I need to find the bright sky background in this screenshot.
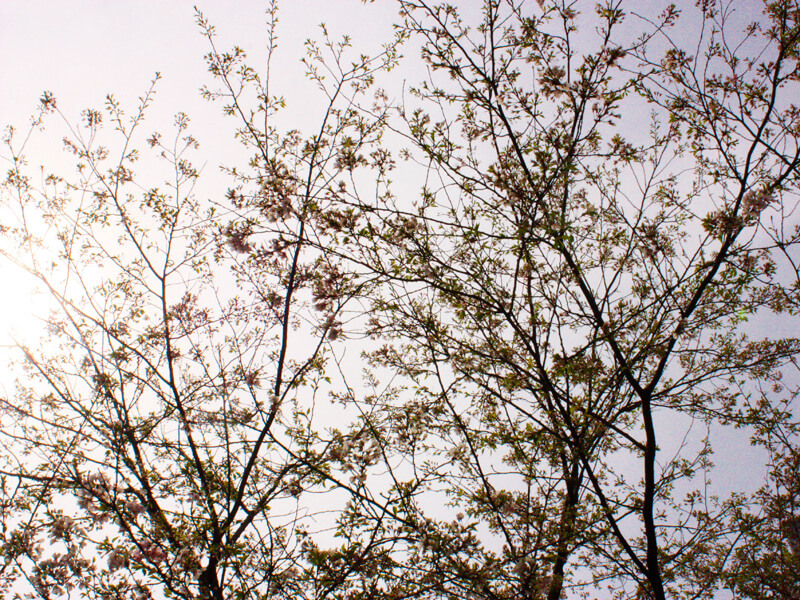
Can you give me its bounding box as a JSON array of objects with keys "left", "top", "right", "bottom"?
[
  {"left": 0, "top": 1, "right": 397, "bottom": 122},
  {"left": 0, "top": 0, "right": 768, "bottom": 345},
  {"left": 0, "top": 1, "right": 774, "bottom": 478},
  {"left": 0, "top": 1, "right": 399, "bottom": 346},
  {"left": 0, "top": 4, "right": 786, "bottom": 599}
]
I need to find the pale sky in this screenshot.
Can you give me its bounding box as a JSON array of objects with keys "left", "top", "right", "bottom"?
[
  {"left": 0, "top": 4, "right": 786, "bottom": 599},
  {"left": 0, "top": 1, "right": 398, "bottom": 126},
  {"left": 0, "top": 1, "right": 400, "bottom": 344}
]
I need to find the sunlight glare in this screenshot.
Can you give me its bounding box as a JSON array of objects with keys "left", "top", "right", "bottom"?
[{"left": 0, "top": 259, "right": 46, "bottom": 350}]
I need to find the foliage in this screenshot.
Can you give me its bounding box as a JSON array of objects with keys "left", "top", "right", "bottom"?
[{"left": 2, "top": 1, "right": 800, "bottom": 600}]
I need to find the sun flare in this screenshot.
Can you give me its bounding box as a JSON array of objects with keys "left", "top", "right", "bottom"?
[{"left": 0, "top": 259, "right": 46, "bottom": 348}]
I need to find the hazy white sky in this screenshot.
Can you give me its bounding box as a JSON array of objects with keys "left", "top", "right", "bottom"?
[
  {"left": 0, "top": 5, "right": 785, "bottom": 599},
  {"left": 0, "top": 0, "right": 773, "bottom": 350},
  {"left": 0, "top": 1, "right": 399, "bottom": 129},
  {"left": 0, "top": 1, "right": 400, "bottom": 345}
]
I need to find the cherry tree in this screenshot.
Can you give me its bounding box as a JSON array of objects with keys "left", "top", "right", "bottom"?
[{"left": 2, "top": 1, "right": 800, "bottom": 599}]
